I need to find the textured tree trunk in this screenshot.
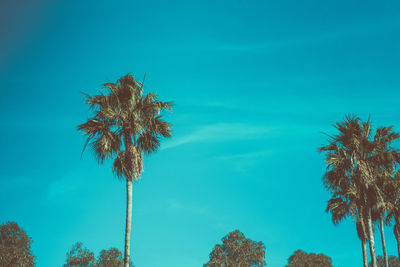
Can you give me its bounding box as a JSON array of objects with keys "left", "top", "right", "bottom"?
[
  {"left": 379, "top": 215, "right": 388, "bottom": 267},
  {"left": 124, "top": 179, "right": 133, "bottom": 267},
  {"left": 361, "top": 238, "right": 368, "bottom": 267},
  {"left": 367, "top": 209, "right": 377, "bottom": 267},
  {"left": 359, "top": 211, "right": 368, "bottom": 267},
  {"left": 394, "top": 221, "right": 400, "bottom": 259}
]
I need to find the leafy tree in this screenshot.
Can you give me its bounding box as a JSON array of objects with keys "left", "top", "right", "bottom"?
[
  {"left": 0, "top": 221, "right": 35, "bottom": 266},
  {"left": 204, "top": 230, "right": 266, "bottom": 266},
  {"left": 64, "top": 242, "right": 96, "bottom": 267},
  {"left": 97, "top": 248, "right": 133, "bottom": 267},
  {"left": 369, "top": 256, "right": 400, "bottom": 267},
  {"left": 64, "top": 244, "right": 134, "bottom": 267},
  {"left": 78, "top": 74, "right": 172, "bottom": 267},
  {"left": 285, "top": 250, "right": 333, "bottom": 267}
]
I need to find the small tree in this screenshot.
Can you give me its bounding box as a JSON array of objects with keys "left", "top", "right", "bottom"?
[
  {"left": 97, "top": 248, "right": 133, "bottom": 267},
  {"left": 205, "top": 230, "right": 266, "bottom": 266},
  {"left": 0, "top": 221, "right": 35, "bottom": 266},
  {"left": 64, "top": 242, "right": 96, "bottom": 267},
  {"left": 97, "top": 248, "right": 123, "bottom": 267},
  {"left": 286, "top": 249, "right": 333, "bottom": 267}
]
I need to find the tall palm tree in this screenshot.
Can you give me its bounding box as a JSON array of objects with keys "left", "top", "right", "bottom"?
[
  {"left": 385, "top": 173, "right": 400, "bottom": 259},
  {"left": 370, "top": 126, "right": 400, "bottom": 267},
  {"left": 78, "top": 74, "right": 172, "bottom": 267},
  {"left": 319, "top": 115, "right": 381, "bottom": 267},
  {"left": 325, "top": 180, "right": 369, "bottom": 267},
  {"left": 357, "top": 216, "right": 369, "bottom": 267}
]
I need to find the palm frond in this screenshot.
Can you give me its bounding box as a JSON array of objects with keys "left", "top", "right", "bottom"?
[{"left": 78, "top": 73, "right": 172, "bottom": 182}]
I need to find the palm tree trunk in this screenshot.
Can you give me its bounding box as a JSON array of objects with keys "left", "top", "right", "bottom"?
[
  {"left": 359, "top": 211, "right": 368, "bottom": 267},
  {"left": 367, "top": 209, "right": 377, "bottom": 267},
  {"left": 361, "top": 238, "right": 368, "bottom": 267},
  {"left": 124, "top": 179, "right": 133, "bottom": 267},
  {"left": 379, "top": 215, "right": 389, "bottom": 267},
  {"left": 395, "top": 221, "right": 400, "bottom": 259}
]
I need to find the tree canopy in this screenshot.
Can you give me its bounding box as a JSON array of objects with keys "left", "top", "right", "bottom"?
[
  {"left": 64, "top": 242, "right": 133, "bottom": 267},
  {"left": 204, "top": 229, "right": 266, "bottom": 267},
  {"left": 0, "top": 221, "right": 35, "bottom": 267},
  {"left": 286, "top": 249, "right": 333, "bottom": 267},
  {"left": 64, "top": 242, "right": 96, "bottom": 267},
  {"left": 97, "top": 248, "right": 134, "bottom": 267}
]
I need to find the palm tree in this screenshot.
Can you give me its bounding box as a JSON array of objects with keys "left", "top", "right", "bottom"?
[
  {"left": 77, "top": 74, "right": 172, "bottom": 267},
  {"left": 319, "top": 115, "right": 381, "bottom": 267},
  {"left": 362, "top": 125, "right": 400, "bottom": 267},
  {"left": 325, "top": 181, "right": 369, "bottom": 267},
  {"left": 385, "top": 173, "right": 400, "bottom": 259}
]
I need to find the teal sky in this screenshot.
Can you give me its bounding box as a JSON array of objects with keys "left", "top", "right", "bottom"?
[{"left": 1, "top": 0, "right": 400, "bottom": 266}]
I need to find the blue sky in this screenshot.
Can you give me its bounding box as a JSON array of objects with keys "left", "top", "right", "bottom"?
[{"left": 1, "top": 0, "right": 400, "bottom": 266}]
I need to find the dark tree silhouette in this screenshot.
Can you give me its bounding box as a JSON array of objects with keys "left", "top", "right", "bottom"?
[
  {"left": 204, "top": 230, "right": 266, "bottom": 266},
  {"left": 64, "top": 242, "right": 96, "bottom": 267},
  {"left": 0, "top": 221, "right": 35, "bottom": 266},
  {"left": 285, "top": 250, "right": 333, "bottom": 267}
]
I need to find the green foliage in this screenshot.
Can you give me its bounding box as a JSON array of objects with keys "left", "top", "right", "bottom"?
[
  {"left": 97, "top": 248, "right": 124, "bottom": 267},
  {"left": 0, "top": 221, "right": 35, "bottom": 267},
  {"left": 64, "top": 243, "right": 134, "bottom": 267},
  {"left": 77, "top": 74, "right": 173, "bottom": 182},
  {"left": 64, "top": 242, "right": 96, "bottom": 267},
  {"left": 286, "top": 249, "right": 333, "bottom": 267},
  {"left": 205, "top": 230, "right": 266, "bottom": 267},
  {"left": 97, "top": 248, "right": 133, "bottom": 267},
  {"left": 369, "top": 256, "right": 400, "bottom": 267},
  {"left": 319, "top": 115, "right": 400, "bottom": 266}
]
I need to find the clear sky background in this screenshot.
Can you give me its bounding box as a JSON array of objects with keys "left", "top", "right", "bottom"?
[{"left": 1, "top": 0, "right": 400, "bottom": 266}]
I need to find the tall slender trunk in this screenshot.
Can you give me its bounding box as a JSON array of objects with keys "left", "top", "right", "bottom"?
[
  {"left": 357, "top": 213, "right": 368, "bottom": 267},
  {"left": 361, "top": 238, "right": 368, "bottom": 267},
  {"left": 379, "top": 215, "right": 388, "bottom": 267},
  {"left": 123, "top": 132, "right": 134, "bottom": 267},
  {"left": 367, "top": 209, "right": 377, "bottom": 267},
  {"left": 358, "top": 211, "right": 368, "bottom": 267},
  {"left": 394, "top": 221, "right": 400, "bottom": 259},
  {"left": 124, "top": 179, "right": 133, "bottom": 267}
]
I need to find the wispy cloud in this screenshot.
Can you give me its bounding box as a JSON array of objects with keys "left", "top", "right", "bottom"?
[
  {"left": 213, "top": 149, "right": 273, "bottom": 161},
  {"left": 46, "top": 169, "right": 97, "bottom": 204},
  {"left": 162, "top": 123, "right": 273, "bottom": 150},
  {"left": 213, "top": 149, "right": 274, "bottom": 173},
  {"left": 204, "top": 19, "right": 400, "bottom": 53},
  {"left": 166, "top": 198, "right": 208, "bottom": 216},
  {"left": 47, "top": 172, "right": 84, "bottom": 202}
]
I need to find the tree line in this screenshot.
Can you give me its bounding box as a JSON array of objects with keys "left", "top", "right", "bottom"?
[{"left": 0, "top": 220, "right": 339, "bottom": 266}]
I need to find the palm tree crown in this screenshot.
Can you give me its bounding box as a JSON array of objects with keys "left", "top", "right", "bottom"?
[{"left": 78, "top": 74, "right": 172, "bottom": 181}]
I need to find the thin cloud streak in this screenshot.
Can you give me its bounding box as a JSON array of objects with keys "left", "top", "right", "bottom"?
[
  {"left": 204, "top": 19, "right": 400, "bottom": 53},
  {"left": 166, "top": 198, "right": 209, "bottom": 216},
  {"left": 213, "top": 149, "right": 273, "bottom": 161},
  {"left": 162, "top": 123, "right": 273, "bottom": 150}
]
